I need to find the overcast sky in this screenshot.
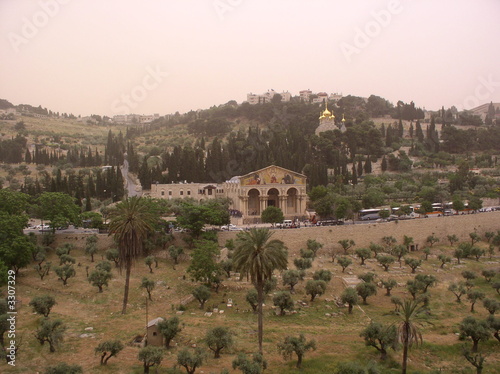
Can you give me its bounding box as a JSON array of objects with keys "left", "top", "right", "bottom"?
[{"left": 1, "top": 0, "right": 499, "bottom": 117}]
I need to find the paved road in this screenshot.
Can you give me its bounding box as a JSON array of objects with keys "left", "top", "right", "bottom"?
[{"left": 121, "top": 159, "right": 142, "bottom": 198}]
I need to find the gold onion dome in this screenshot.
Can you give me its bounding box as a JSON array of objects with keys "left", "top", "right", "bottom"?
[{"left": 319, "top": 102, "right": 334, "bottom": 119}]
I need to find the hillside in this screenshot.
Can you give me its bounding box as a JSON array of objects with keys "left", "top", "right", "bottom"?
[{"left": 3, "top": 212, "right": 500, "bottom": 373}]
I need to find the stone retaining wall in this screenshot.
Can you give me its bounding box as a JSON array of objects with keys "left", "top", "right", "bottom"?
[{"left": 218, "top": 212, "right": 500, "bottom": 253}]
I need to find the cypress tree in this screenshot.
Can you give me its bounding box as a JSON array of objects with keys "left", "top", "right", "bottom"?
[
  {"left": 364, "top": 156, "right": 372, "bottom": 174},
  {"left": 381, "top": 156, "right": 387, "bottom": 172}
]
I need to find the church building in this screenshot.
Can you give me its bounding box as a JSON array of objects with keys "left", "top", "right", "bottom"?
[
  {"left": 315, "top": 102, "right": 346, "bottom": 135},
  {"left": 149, "top": 165, "right": 308, "bottom": 224}
]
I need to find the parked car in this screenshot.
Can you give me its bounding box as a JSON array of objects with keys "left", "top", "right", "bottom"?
[
  {"left": 38, "top": 224, "right": 51, "bottom": 232},
  {"left": 221, "top": 224, "right": 242, "bottom": 231}
]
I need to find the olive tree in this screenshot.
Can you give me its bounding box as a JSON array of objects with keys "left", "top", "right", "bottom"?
[
  {"left": 29, "top": 295, "right": 56, "bottom": 317},
  {"left": 360, "top": 321, "right": 397, "bottom": 361},
  {"left": 277, "top": 333, "right": 316, "bottom": 369},
  {"left": 95, "top": 340, "right": 124, "bottom": 365},
  {"left": 205, "top": 326, "right": 234, "bottom": 358}
]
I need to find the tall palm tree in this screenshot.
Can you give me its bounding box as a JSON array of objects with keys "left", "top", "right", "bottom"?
[
  {"left": 396, "top": 299, "right": 424, "bottom": 374},
  {"left": 233, "top": 228, "right": 288, "bottom": 354},
  {"left": 108, "top": 197, "right": 158, "bottom": 314}
]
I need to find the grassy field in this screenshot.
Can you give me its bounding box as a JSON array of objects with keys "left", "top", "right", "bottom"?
[{"left": 2, "top": 229, "right": 500, "bottom": 374}]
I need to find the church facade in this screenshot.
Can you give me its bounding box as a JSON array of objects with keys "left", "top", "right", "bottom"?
[{"left": 149, "top": 165, "right": 308, "bottom": 224}]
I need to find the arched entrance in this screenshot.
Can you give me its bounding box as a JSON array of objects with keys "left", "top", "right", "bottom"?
[
  {"left": 267, "top": 188, "right": 279, "bottom": 209},
  {"left": 248, "top": 189, "right": 260, "bottom": 216},
  {"left": 286, "top": 187, "right": 298, "bottom": 214}
]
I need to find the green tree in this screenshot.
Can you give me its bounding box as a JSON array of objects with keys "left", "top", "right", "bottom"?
[
  {"left": 88, "top": 268, "right": 112, "bottom": 293},
  {"left": 381, "top": 279, "right": 397, "bottom": 296},
  {"left": 459, "top": 316, "right": 490, "bottom": 352},
  {"left": 277, "top": 333, "right": 316, "bottom": 369},
  {"left": 108, "top": 197, "right": 160, "bottom": 314},
  {"left": 177, "top": 347, "right": 206, "bottom": 374},
  {"left": 463, "top": 347, "right": 486, "bottom": 374},
  {"left": 391, "top": 244, "right": 408, "bottom": 266},
  {"left": 141, "top": 277, "right": 155, "bottom": 301},
  {"left": 55, "top": 264, "right": 76, "bottom": 285},
  {"left": 483, "top": 298, "right": 500, "bottom": 315},
  {"left": 36, "top": 192, "right": 80, "bottom": 233},
  {"left": 341, "top": 288, "right": 358, "bottom": 314},
  {"left": 282, "top": 269, "right": 301, "bottom": 293},
  {"left": 246, "top": 288, "right": 258, "bottom": 312},
  {"left": 187, "top": 240, "right": 221, "bottom": 285},
  {"left": 447, "top": 234, "right": 459, "bottom": 246},
  {"left": 396, "top": 300, "right": 424, "bottom": 374},
  {"left": 306, "top": 239, "right": 323, "bottom": 257},
  {"left": 260, "top": 206, "right": 284, "bottom": 226},
  {"left": 45, "top": 363, "right": 83, "bottom": 374},
  {"left": 232, "top": 352, "right": 267, "bottom": 374},
  {"left": 138, "top": 345, "right": 164, "bottom": 374},
  {"left": 360, "top": 321, "right": 397, "bottom": 360},
  {"left": 467, "top": 290, "right": 485, "bottom": 312},
  {"left": 95, "top": 340, "right": 124, "bottom": 365},
  {"left": 337, "top": 256, "right": 352, "bottom": 273},
  {"left": 35, "top": 318, "right": 66, "bottom": 353},
  {"left": 144, "top": 256, "right": 155, "bottom": 273},
  {"left": 404, "top": 257, "right": 422, "bottom": 273},
  {"left": 29, "top": 295, "right": 56, "bottom": 317},
  {"left": 105, "top": 248, "right": 120, "bottom": 267},
  {"left": 85, "top": 234, "right": 98, "bottom": 262},
  {"left": 205, "top": 326, "right": 234, "bottom": 358},
  {"left": 481, "top": 269, "right": 496, "bottom": 283},
  {"left": 313, "top": 269, "right": 332, "bottom": 283},
  {"left": 294, "top": 257, "right": 312, "bottom": 271},
  {"left": 157, "top": 316, "right": 182, "bottom": 348},
  {"left": 355, "top": 247, "right": 371, "bottom": 265},
  {"left": 168, "top": 245, "right": 184, "bottom": 269},
  {"left": 338, "top": 239, "right": 355, "bottom": 254},
  {"left": 438, "top": 254, "right": 451, "bottom": 268},
  {"left": 305, "top": 280, "right": 327, "bottom": 302},
  {"left": 232, "top": 228, "right": 288, "bottom": 354},
  {"left": 356, "top": 282, "right": 377, "bottom": 304},
  {"left": 469, "top": 232, "right": 481, "bottom": 245},
  {"left": 192, "top": 285, "right": 211, "bottom": 309},
  {"left": 377, "top": 255, "right": 395, "bottom": 271},
  {"left": 273, "top": 291, "right": 295, "bottom": 315},
  {"left": 449, "top": 282, "right": 467, "bottom": 303},
  {"left": 426, "top": 234, "right": 440, "bottom": 247}
]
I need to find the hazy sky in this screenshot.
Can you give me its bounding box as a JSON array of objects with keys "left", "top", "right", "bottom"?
[{"left": 1, "top": 0, "right": 499, "bottom": 117}]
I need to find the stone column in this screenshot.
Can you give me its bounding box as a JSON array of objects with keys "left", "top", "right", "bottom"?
[{"left": 259, "top": 196, "right": 266, "bottom": 215}]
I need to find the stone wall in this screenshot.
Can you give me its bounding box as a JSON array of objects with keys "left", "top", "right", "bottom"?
[{"left": 218, "top": 212, "right": 500, "bottom": 253}]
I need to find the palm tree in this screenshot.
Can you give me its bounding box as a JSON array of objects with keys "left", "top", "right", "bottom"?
[
  {"left": 233, "top": 228, "right": 288, "bottom": 354},
  {"left": 108, "top": 197, "right": 158, "bottom": 314},
  {"left": 396, "top": 299, "right": 424, "bottom": 374}
]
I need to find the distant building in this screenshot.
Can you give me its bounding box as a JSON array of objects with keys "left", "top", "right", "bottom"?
[
  {"left": 150, "top": 165, "right": 308, "bottom": 224},
  {"left": 299, "top": 89, "right": 313, "bottom": 102},
  {"left": 246, "top": 90, "right": 291, "bottom": 105},
  {"left": 146, "top": 318, "right": 164, "bottom": 347},
  {"left": 112, "top": 113, "right": 159, "bottom": 124}
]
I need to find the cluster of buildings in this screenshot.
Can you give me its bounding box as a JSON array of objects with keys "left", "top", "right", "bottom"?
[
  {"left": 246, "top": 89, "right": 343, "bottom": 105},
  {"left": 112, "top": 113, "right": 160, "bottom": 124}
]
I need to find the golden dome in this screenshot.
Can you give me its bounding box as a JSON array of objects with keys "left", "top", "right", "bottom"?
[{"left": 319, "top": 102, "right": 334, "bottom": 119}]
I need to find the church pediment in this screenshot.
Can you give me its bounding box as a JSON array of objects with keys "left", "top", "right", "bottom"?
[{"left": 240, "top": 165, "right": 306, "bottom": 186}]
